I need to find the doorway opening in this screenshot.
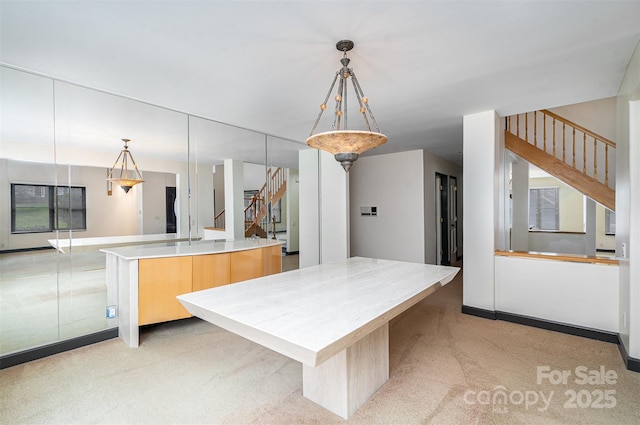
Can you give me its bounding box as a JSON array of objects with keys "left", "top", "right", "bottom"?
[
  {"left": 166, "top": 186, "right": 177, "bottom": 233},
  {"left": 435, "top": 173, "right": 458, "bottom": 265}
]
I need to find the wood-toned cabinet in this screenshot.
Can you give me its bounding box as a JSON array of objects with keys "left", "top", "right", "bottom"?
[
  {"left": 193, "top": 253, "right": 231, "bottom": 291},
  {"left": 137, "top": 245, "right": 282, "bottom": 326},
  {"left": 263, "top": 244, "right": 283, "bottom": 276},
  {"left": 230, "top": 248, "right": 264, "bottom": 283},
  {"left": 138, "top": 256, "right": 193, "bottom": 326}
]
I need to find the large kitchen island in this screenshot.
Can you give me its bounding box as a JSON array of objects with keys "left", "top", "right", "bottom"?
[
  {"left": 178, "top": 257, "right": 459, "bottom": 418},
  {"left": 102, "top": 238, "right": 283, "bottom": 347}
]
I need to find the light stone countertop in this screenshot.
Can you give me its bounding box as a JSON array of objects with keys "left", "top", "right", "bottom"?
[
  {"left": 178, "top": 256, "right": 460, "bottom": 367},
  {"left": 101, "top": 238, "right": 283, "bottom": 260}
]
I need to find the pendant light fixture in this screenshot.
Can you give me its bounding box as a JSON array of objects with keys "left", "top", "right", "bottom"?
[
  {"left": 106, "top": 139, "right": 144, "bottom": 193},
  {"left": 306, "top": 40, "right": 387, "bottom": 172}
]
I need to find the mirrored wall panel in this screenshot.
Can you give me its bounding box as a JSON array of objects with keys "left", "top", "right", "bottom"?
[{"left": 0, "top": 65, "right": 307, "bottom": 356}]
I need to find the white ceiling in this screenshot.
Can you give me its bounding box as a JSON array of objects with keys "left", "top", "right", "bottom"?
[{"left": 1, "top": 1, "right": 640, "bottom": 168}]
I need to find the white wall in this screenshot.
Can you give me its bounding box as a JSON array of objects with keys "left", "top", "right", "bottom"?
[
  {"left": 462, "top": 110, "right": 502, "bottom": 311},
  {"left": 616, "top": 41, "right": 640, "bottom": 359},
  {"left": 528, "top": 232, "right": 587, "bottom": 255},
  {"left": 244, "top": 162, "right": 267, "bottom": 191},
  {"left": 496, "top": 256, "right": 619, "bottom": 332},
  {"left": 349, "top": 150, "right": 425, "bottom": 263},
  {"left": 142, "top": 171, "right": 176, "bottom": 235},
  {"left": 550, "top": 97, "right": 617, "bottom": 142}
]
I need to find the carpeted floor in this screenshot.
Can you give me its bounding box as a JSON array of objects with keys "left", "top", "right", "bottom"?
[{"left": 1, "top": 267, "right": 639, "bottom": 425}]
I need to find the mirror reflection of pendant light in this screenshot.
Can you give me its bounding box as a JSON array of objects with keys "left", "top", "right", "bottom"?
[
  {"left": 306, "top": 40, "right": 388, "bottom": 172},
  {"left": 106, "top": 139, "right": 144, "bottom": 193}
]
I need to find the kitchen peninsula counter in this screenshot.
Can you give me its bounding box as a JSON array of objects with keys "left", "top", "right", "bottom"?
[{"left": 102, "top": 238, "right": 283, "bottom": 347}]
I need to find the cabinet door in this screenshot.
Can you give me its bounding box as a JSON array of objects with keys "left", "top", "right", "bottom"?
[
  {"left": 230, "top": 248, "right": 263, "bottom": 283},
  {"left": 193, "top": 253, "right": 231, "bottom": 292},
  {"left": 138, "top": 256, "right": 192, "bottom": 326},
  {"left": 263, "top": 244, "right": 282, "bottom": 276}
]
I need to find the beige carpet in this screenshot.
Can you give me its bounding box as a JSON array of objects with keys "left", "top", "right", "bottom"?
[{"left": 1, "top": 268, "right": 639, "bottom": 424}]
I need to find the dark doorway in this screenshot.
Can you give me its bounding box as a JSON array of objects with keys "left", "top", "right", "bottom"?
[
  {"left": 166, "top": 187, "right": 177, "bottom": 233},
  {"left": 435, "top": 173, "right": 458, "bottom": 266},
  {"left": 436, "top": 173, "right": 449, "bottom": 265}
]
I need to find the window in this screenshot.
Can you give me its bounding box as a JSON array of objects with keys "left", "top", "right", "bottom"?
[
  {"left": 605, "top": 209, "right": 616, "bottom": 235},
  {"left": 529, "top": 187, "right": 559, "bottom": 230},
  {"left": 11, "top": 184, "right": 86, "bottom": 233}
]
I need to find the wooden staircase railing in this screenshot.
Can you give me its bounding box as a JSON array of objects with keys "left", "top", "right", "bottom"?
[
  {"left": 213, "top": 167, "right": 287, "bottom": 238},
  {"left": 505, "top": 110, "right": 615, "bottom": 211},
  {"left": 269, "top": 167, "right": 287, "bottom": 206},
  {"left": 245, "top": 189, "right": 267, "bottom": 237},
  {"left": 213, "top": 210, "right": 224, "bottom": 229}
]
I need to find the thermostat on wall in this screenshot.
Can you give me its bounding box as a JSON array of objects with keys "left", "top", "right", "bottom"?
[{"left": 361, "top": 206, "right": 378, "bottom": 216}]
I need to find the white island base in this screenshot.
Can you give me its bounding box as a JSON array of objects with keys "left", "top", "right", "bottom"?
[
  {"left": 178, "top": 257, "right": 459, "bottom": 419},
  {"left": 302, "top": 323, "right": 389, "bottom": 418}
]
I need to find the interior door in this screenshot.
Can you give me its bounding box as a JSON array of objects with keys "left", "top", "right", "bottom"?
[
  {"left": 435, "top": 173, "right": 449, "bottom": 265},
  {"left": 166, "top": 186, "right": 177, "bottom": 233},
  {"left": 449, "top": 176, "right": 458, "bottom": 263}
]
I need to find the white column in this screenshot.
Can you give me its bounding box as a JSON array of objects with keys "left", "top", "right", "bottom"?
[
  {"left": 511, "top": 158, "right": 530, "bottom": 251},
  {"left": 463, "top": 110, "right": 501, "bottom": 311},
  {"left": 299, "top": 149, "right": 348, "bottom": 268},
  {"left": 584, "top": 198, "right": 596, "bottom": 256},
  {"left": 285, "top": 168, "right": 300, "bottom": 254},
  {"left": 320, "top": 151, "right": 349, "bottom": 263},
  {"left": 299, "top": 150, "right": 320, "bottom": 268},
  {"left": 224, "top": 159, "right": 245, "bottom": 241}
]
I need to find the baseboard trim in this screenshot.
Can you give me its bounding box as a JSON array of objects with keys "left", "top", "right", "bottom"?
[
  {"left": 617, "top": 338, "right": 640, "bottom": 373},
  {"left": 0, "top": 328, "right": 118, "bottom": 370},
  {"left": 461, "top": 305, "right": 496, "bottom": 320},
  {"left": 461, "top": 306, "right": 640, "bottom": 372},
  {"left": 1, "top": 246, "right": 55, "bottom": 255},
  {"left": 496, "top": 311, "right": 619, "bottom": 344}
]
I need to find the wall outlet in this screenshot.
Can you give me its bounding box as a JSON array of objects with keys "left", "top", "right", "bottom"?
[{"left": 106, "top": 305, "right": 117, "bottom": 319}]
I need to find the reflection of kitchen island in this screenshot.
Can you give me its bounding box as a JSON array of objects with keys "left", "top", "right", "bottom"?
[
  {"left": 102, "top": 238, "right": 283, "bottom": 347},
  {"left": 48, "top": 233, "right": 195, "bottom": 253}
]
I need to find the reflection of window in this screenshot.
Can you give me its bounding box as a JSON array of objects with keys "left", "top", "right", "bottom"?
[
  {"left": 605, "top": 209, "right": 616, "bottom": 235},
  {"left": 529, "top": 187, "right": 559, "bottom": 230},
  {"left": 11, "top": 184, "right": 86, "bottom": 233}
]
